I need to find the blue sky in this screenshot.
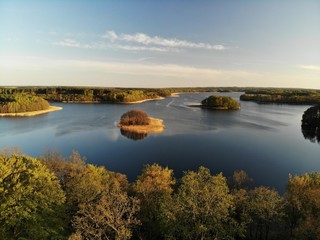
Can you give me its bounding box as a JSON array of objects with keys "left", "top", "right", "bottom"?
[{"left": 0, "top": 0, "right": 319, "bottom": 88}]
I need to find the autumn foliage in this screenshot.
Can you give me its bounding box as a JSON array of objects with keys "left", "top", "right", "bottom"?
[
  {"left": 1, "top": 150, "right": 320, "bottom": 240},
  {"left": 120, "top": 110, "right": 150, "bottom": 126}
]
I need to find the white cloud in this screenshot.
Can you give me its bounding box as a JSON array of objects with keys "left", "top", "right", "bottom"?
[
  {"left": 299, "top": 65, "right": 320, "bottom": 71},
  {"left": 103, "top": 31, "right": 226, "bottom": 51},
  {"left": 115, "top": 44, "right": 168, "bottom": 52},
  {"left": 53, "top": 39, "right": 105, "bottom": 49}
]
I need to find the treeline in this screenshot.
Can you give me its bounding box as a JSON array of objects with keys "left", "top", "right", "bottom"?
[
  {"left": 0, "top": 87, "right": 173, "bottom": 103},
  {"left": 240, "top": 89, "right": 320, "bottom": 104},
  {"left": 1, "top": 86, "right": 320, "bottom": 104},
  {"left": 0, "top": 94, "right": 50, "bottom": 113},
  {"left": 1, "top": 150, "right": 319, "bottom": 240},
  {"left": 1, "top": 87, "right": 246, "bottom": 104}
]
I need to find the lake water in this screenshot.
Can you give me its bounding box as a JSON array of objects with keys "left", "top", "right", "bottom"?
[{"left": 1, "top": 92, "right": 319, "bottom": 193}]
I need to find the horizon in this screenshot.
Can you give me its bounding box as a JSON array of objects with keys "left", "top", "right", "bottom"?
[{"left": 1, "top": 0, "right": 319, "bottom": 89}]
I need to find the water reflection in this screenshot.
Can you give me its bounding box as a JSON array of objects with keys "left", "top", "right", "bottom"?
[
  {"left": 120, "top": 129, "right": 148, "bottom": 141},
  {"left": 301, "top": 105, "right": 320, "bottom": 144}
]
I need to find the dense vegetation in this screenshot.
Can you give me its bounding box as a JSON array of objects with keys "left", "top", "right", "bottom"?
[
  {"left": 0, "top": 87, "right": 173, "bottom": 104},
  {"left": 201, "top": 95, "right": 240, "bottom": 110},
  {"left": 240, "top": 89, "right": 320, "bottom": 104},
  {"left": 0, "top": 94, "right": 50, "bottom": 113},
  {"left": 1, "top": 87, "right": 320, "bottom": 105},
  {"left": 120, "top": 110, "right": 150, "bottom": 126},
  {"left": 301, "top": 105, "right": 320, "bottom": 143},
  {"left": 1, "top": 150, "right": 320, "bottom": 240}
]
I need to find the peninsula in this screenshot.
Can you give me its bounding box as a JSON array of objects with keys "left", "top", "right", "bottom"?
[{"left": 0, "top": 94, "right": 62, "bottom": 117}]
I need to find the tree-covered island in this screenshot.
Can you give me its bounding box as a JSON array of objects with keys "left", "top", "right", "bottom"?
[
  {"left": 199, "top": 95, "right": 240, "bottom": 110},
  {"left": 117, "top": 110, "right": 164, "bottom": 135},
  {"left": 0, "top": 94, "right": 62, "bottom": 117}
]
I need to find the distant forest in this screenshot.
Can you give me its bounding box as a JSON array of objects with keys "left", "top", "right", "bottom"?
[
  {"left": 1, "top": 87, "right": 320, "bottom": 104},
  {"left": 240, "top": 89, "right": 320, "bottom": 105},
  {"left": 1, "top": 150, "right": 319, "bottom": 240}
]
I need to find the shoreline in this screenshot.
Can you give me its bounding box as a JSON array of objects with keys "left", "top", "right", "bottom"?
[
  {"left": 0, "top": 106, "right": 63, "bottom": 117},
  {"left": 119, "top": 97, "right": 165, "bottom": 104},
  {"left": 117, "top": 117, "right": 165, "bottom": 134},
  {"left": 188, "top": 104, "right": 240, "bottom": 110}
]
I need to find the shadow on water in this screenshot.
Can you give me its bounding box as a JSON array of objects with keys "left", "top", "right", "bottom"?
[
  {"left": 301, "top": 105, "right": 320, "bottom": 144},
  {"left": 120, "top": 129, "right": 148, "bottom": 141}
]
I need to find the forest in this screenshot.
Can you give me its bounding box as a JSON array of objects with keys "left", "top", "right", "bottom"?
[
  {"left": 1, "top": 87, "right": 320, "bottom": 105},
  {"left": 240, "top": 89, "right": 320, "bottom": 105},
  {"left": 1, "top": 150, "right": 319, "bottom": 240},
  {"left": 0, "top": 94, "right": 50, "bottom": 113}
]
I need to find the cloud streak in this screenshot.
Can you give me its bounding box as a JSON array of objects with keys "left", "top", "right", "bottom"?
[
  {"left": 299, "top": 65, "right": 320, "bottom": 71},
  {"left": 103, "top": 31, "right": 226, "bottom": 51},
  {"left": 53, "top": 39, "right": 105, "bottom": 49}
]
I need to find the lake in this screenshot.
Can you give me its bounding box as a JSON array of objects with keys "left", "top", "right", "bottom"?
[{"left": 1, "top": 92, "right": 319, "bottom": 193}]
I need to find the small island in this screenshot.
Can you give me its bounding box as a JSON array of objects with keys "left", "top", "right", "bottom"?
[
  {"left": 117, "top": 110, "right": 164, "bottom": 136},
  {"left": 190, "top": 95, "right": 240, "bottom": 110},
  {"left": 0, "top": 94, "right": 62, "bottom": 117}
]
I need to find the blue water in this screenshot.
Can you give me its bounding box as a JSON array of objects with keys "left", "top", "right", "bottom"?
[{"left": 1, "top": 92, "right": 319, "bottom": 193}]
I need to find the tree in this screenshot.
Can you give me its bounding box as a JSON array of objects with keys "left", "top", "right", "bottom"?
[
  {"left": 170, "top": 167, "right": 236, "bottom": 240},
  {"left": 132, "top": 164, "right": 176, "bottom": 239},
  {"left": 301, "top": 105, "right": 320, "bottom": 143},
  {"left": 70, "top": 166, "right": 140, "bottom": 240},
  {"left": 229, "top": 169, "right": 253, "bottom": 191},
  {"left": 0, "top": 153, "right": 66, "bottom": 239},
  {"left": 120, "top": 110, "right": 150, "bottom": 126},
  {"left": 286, "top": 173, "right": 320, "bottom": 239},
  {"left": 248, "top": 187, "right": 285, "bottom": 240}
]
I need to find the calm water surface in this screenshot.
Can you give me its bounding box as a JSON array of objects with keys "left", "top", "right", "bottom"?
[{"left": 1, "top": 92, "right": 319, "bottom": 193}]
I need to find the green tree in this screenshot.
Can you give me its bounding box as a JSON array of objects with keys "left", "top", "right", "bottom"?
[
  {"left": 0, "top": 153, "right": 66, "bottom": 239},
  {"left": 170, "top": 167, "right": 236, "bottom": 240},
  {"left": 132, "top": 164, "right": 176, "bottom": 239},
  {"left": 70, "top": 166, "right": 140, "bottom": 240}
]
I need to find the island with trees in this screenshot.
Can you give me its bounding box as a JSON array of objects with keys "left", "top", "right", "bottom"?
[
  {"left": 197, "top": 95, "right": 240, "bottom": 110},
  {"left": 1, "top": 149, "right": 319, "bottom": 240},
  {"left": 0, "top": 94, "right": 62, "bottom": 117},
  {"left": 117, "top": 110, "right": 164, "bottom": 138}
]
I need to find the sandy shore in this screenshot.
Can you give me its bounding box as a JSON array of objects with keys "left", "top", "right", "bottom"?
[
  {"left": 120, "top": 97, "right": 165, "bottom": 104},
  {"left": 0, "top": 106, "right": 63, "bottom": 117},
  {"left": 117, "top": 117, "right": 165, "bottom": 134}
]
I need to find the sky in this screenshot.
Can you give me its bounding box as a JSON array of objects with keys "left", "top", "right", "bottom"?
[{"left": 0, "top": 0, "right": 319, "bottom": 88}]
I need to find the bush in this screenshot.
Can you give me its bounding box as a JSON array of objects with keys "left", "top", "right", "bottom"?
[{"left": 120, "top": 110, "right": 150, "bottom": 126}]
